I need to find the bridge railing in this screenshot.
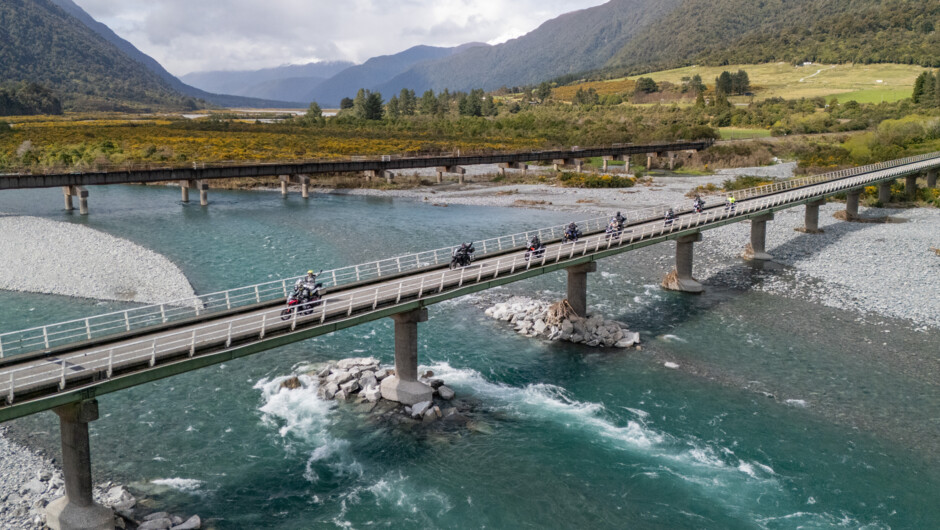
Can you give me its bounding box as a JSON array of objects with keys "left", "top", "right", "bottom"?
[
  {"left": 3, "top": 153, "right": 940, "bottom": 401},
  {"left": 1, "top": 151, "right": 938, "bottom": 359}
]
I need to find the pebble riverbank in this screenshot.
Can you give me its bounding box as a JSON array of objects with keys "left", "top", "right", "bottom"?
[{"left": 0, "top": 214, "right": 195, "bottom": 304}]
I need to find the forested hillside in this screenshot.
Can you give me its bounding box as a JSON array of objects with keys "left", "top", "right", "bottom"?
[
  {"left": 605, "top": 0, "right": 940, "bottom": 76},
  {"left": 0, "top": 0, "right": 195, "bottom": 110}
]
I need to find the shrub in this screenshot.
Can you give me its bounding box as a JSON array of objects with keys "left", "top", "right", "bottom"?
[{"left": 558, "top": 172, "right": 636, "bottom": 188}]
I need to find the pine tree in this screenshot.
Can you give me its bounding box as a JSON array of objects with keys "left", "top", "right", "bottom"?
[{"left": 386, "top": 96, "right": 400, "bottom": 119}]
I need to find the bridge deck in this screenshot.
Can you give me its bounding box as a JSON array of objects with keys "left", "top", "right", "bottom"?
[
  {"left": 1, "top": 153, "right": 938, "bottom": 421},
  {"left": 0, "top": 140, "right": 712, "bottom": 189}
]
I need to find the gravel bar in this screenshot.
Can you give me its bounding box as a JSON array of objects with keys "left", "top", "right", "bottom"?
[{"left": 0, "top": 214, "right": 196, "bottom": 304}]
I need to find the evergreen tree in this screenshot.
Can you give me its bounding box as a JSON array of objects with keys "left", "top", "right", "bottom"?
[
  {"left": 339, "top": 97, "right": 354, "bottom": 110},
  {"left": 419, "top": 89, "right": 440, "bottom": 115},
  {"left": 535, "top": 82, "right": 552, "bottom": 103},
  {"left": 399, "top": 89, "right": 417, "bottom": 116},
  {"left": 481, "top": 95, "right": 497, "bottom": 116},
  {"left": 715, "top": 71, "right": 734, "bottom": 96},
  {"left": 634, "top": 77, "right": 659, "bottom": 94},
  {"left": 364, "top": 91, "right": 384, "bottom": 120},
  {"left": 303, "top": 101, "right": 324, "bottom": 125},
  {"left": 732, "top": 70, "right": 751, "bottom": 95},
  {"left": 386, "top": 96, "right": 401, "bottom": 119},
  {"left": 690, "top": 74, "right": 706, "bottom": 94}
]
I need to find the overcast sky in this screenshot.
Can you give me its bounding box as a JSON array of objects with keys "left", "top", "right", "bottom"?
[{"left": 72, "top": 0, "right": 608, "bottom": 75}]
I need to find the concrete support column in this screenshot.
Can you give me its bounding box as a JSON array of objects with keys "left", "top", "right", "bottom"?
[
  {"left": 927, "top": 169, "right": 938, "bottom": 189},
  {"left": 602, "top": 156, "right": 612, "bottom": 171},
  {"left": 799, "top": 198, "right": 826, "bottom": 233},
  {"left": 845, "top": 189, "right": 860, "bottom": 219},
  {"left": 299, "top": 176, "right": 310, "bottom": 199},
  {"left": 45, "top": 400, "right": 112, "bottom": 530},
  {"left": 662, "top": 233, "right": 704, "bottom": 294},
  {"left": 195, "top": 180, "right": 209, "bottom": 206},
  {"left": 620, "top": 155, "right": 631, "bottom": 174},
  {"left": 384, "top": 171, "right": 394, "bottom": 185},
  {"left": 878, "top": 181, "right": 892, "bottom": 204},
  {"left": 647, "top": 153, "right": 655, "bottom": 170},
  {"left": 552, "top": 159, "right": 566, "bottom": 171},
  {"left": 458, "top": 173, "right": 465, "bottom": 185},
  {"left": 572, "top": 159, "right": 584, "bottom": 172},
  {"left": 436, "top": 172, "right": 443, "bottom": 183},
  {"left": 74, "top": 187, "right": 88, "bottom": 215},
  {"left": 906, "top": 174, "right": 918, "bottom": 201},
  {"left": 435, "top": 166, "right": 465, "bottom": 184},
  {"left": 63, "top": 187, "right": 74, "bottom": 211},
  {"left": 279, "top": 175, "right": 289, "bottom": 196},
  {"left": 668, "top": 152, "right": 677, "bottom": 170},
  {"left": 566, "top": 262, "right": 597, "bottom": 318},
  {"left": 180, "top": 180, "right": 190, "bottom": 203},
  {"left": 744, "top": 213, "right": 774, "bottom": 261},
  {"left": 380, "top": 308, "right": 433, "bottom": 405}
]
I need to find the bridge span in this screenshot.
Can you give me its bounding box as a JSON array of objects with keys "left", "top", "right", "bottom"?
[
  {"left": 0, "top": 152, "right": 938, "bottom": 529},
  {"left": 0, "top": 140, "right": 713, "bottom": 212}
]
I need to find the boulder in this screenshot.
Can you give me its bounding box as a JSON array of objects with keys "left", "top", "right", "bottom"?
[
  {"left": 374, "top": 369, "right": 390, "bottom": 380},
  {"left": 411, "top": 400, "right": 433, "bottom": 418},
  {"left": 327, "top": 370, "right": 354, "bottom": 385},
  {"left": 340, "top": 380, "right": 360, "bottom": 394},
  {"left": 359, "top": 373, "right": 377, "bottom": 390},
  {"left": 423, "top": 409, "right": 438, "bottom": 422},
  {"left": 570, "top": 334, "right": 583, "bottom": 343},
  {"left": 437, "top": 385, "right": 456, "bottom": 400},
  {"left": 22, "top": 478, "right": 46, "bottom": 495},
  {"left": 280, "top": 376, "right": 301, "bottom": 390},
  {"left": 104, "top": 486, "right": 135, "bottom": 511},
  {"left": 139, "top": 519, "right": 173, "bottom": 530},
  {"left": 362, "top": 385, "right": 382, "bottom": 402},
  {"left": 144, "top": 512, "right": 171, "bottom": 522},
  {"left": 337, "top": 357, "right": 379, "bottom": 370},
  {"left": 421, "top": 370, "right": 434, "bottom": 379},
  {"left": 560, "top": 320, "right": 574, "bottom": 334},
  {"left": 316, "top": 365, "right": 332, "bottom": 378},
  {"left": 428, "top": 379, "right": 445, "bottom": 389},
  {"left": 533, "top": 320, "right": 548, "bottom": 334},
  {"left": 334, "top": 390, "right": 348, "bottom": 401},
  {"left": 171, "top": 515, "right": 201, "bottom": 530}
]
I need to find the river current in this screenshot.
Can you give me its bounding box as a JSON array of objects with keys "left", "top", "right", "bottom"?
[{"left": 1, "top": 185, "right": 937, "bottom": 529}]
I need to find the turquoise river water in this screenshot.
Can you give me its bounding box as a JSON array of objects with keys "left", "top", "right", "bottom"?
[{"left": 1, "top": 185, "right": 938, "bottom": 529}]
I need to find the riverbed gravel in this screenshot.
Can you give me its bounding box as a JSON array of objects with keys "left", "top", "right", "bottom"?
[{"left": 0, "top": 214, "right": 196, "bottom": 304}]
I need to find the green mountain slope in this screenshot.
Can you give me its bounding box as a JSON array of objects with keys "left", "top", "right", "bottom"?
[
  {"left": 383, "top": 0, "right": 680, "bottom": 93},
  {"left": 0, "top": 0, "right": 194, "bottom": 110},
  {"left": 607, "top": 0, "right": 940, "bottom": 75}
]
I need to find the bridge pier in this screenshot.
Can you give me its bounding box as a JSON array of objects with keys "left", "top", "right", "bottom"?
[
  {"left": 928, "top": 169, "right": 938, "bottom": 189},
  {"left": 497, "top": 163, "right": 528, "bottom": 178},
  {"left": 280, "top": 175, "right": 289, "bottom": 196},
  {"left": 798, "top": 198, "right": 826, "bottom": 233},
  {"left": 845, "top": 189, "right": 861, "bottom": 219},
  {"left": 647, "top": 153, "right": 656, "bottom": 170},
  {"left": 668, "top": 152, "right": 677, "bottom": 170},
  {"left": 380, "top": 308, "right": 433, "bottom": 405},
  {"left": 906, "top": 174, "right": 918, "bottom": 201},
  {"left": 435, "top": 166, "right": 466, "bottom": 184},
  {"left": 180, "top": 180, "right": 190, "bottom": 202},
  {"left": 743, "top": 213, "right": 774, "bottom": 261},
  {"left": 566, "top": 262, "right": 597, "bottom": 318},
  {"left": 662, "top": 233, "right": 703, "bottom": 294},
  {"left": 878, "top": 181, "right": 892, "bottom": 204},
  {"left": 196, "top": 180, "right": 209, "bottom": 206},
  {"left": 621, "top": 155, "right": 631, "bottom": 174},
  {"left": 602, "top": 156, "right": 613, "bottom": 171},
  {"left": 45, "top": 399, "right": 113, "bottom": 530},
  {"left": 63, "top": 186, "right": 88, "bottom": 215},
  {"left": 279, "top": 175, "right": 311, "bottom": 198}
]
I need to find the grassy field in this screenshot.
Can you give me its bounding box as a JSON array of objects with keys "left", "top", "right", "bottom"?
[
  {"left": 718, "top": 127, "right": 772, "bottom": 140},
  {"left": 560, "top": 63, "right": 926, "bottom": 104}
]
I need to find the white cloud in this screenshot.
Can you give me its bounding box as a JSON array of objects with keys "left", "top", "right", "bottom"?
[{"left": 72, "top": 0, "right": 608, "bottom": 75}]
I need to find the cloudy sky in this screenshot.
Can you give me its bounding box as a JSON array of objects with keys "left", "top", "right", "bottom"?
[{"left": 72, "top": 0, "right": 608, "bottom": 75}]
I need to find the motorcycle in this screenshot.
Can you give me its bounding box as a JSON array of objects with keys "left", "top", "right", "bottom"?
[
  {"left": 280, "top": 282, "right": 323, "bottom": 320},
  {"left": 524, "top": 241, "right": 546, "bottom": 261},
  {"left": 450, "top": 242, "right": 475, "bottom": 269},
  {"left": 562, "top": 227, "right": 582, "bottom": 244},
  {"left": 693, "top": 198, "right": 705, "bottom": 213},
  {"left": 664, "top": 210, "right": 676, "bottom": 227}
]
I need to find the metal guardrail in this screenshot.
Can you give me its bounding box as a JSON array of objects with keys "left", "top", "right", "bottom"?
[
  {"left": 2, "top": 153, "right": 940, "bottom": 403},
  {"left": 1, "top": 151, "right": 938, "bottom": 360}
]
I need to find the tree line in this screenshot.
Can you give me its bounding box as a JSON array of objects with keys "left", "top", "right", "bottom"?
[
  {"left": 0, "top": 83, "right": 62, "bottom": 116},
  {"left": 913, "top": 70, "right": 940, "bottom": 108}
]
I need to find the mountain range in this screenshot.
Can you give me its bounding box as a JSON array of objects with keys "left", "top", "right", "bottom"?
[{"left": 2, "top": 0, "right": 937, "bottom": 112}]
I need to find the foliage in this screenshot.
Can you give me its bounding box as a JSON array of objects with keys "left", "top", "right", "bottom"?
[
  {"left": 0, "top": 0, "right": 200, "bottom": 111},
  {"left": 721, "top": 175, "right": 776, "bottom": 191},
  {"left": 634, "top": 78, "right": 659, "bottom": 94},
  {"left": 558, "top": 173, "right": 637, "bottom": 188},
  {"left": 0, "top": 83, "right": 62, "bottom": 116},
  {"left": 913, "top": 70, "right": 940, "bottom": 108}
]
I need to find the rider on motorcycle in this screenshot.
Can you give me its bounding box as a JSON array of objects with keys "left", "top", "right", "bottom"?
[
  {"left": 564, "top": 222, "right": 580, "bottom": 243},
  {"left": 693, "top": 196, "right": 705, "bottom": 213},
  {"left": 664, "top": 208, "right": 676, "bottom": 226},
  {"left": 614, "top": 211, "right": 626, "bottom": 229},
  {"left": 452, "top": 242, "right": 475, "bottom": 267}
]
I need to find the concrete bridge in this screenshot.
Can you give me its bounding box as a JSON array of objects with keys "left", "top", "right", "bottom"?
[
  {"left": 0, "top": 152, "right": 938, "bottom": 528},
  {"left": 0, "top": 140, "right": 713, "bottom": 213}
]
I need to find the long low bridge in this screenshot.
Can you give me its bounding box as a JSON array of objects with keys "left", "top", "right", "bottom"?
[
  {"left": 0, "top": 140, "right": 713, "bottom": 212},
  {"left": 1, "top": 152, "right": 938, "bottom": 529}
]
